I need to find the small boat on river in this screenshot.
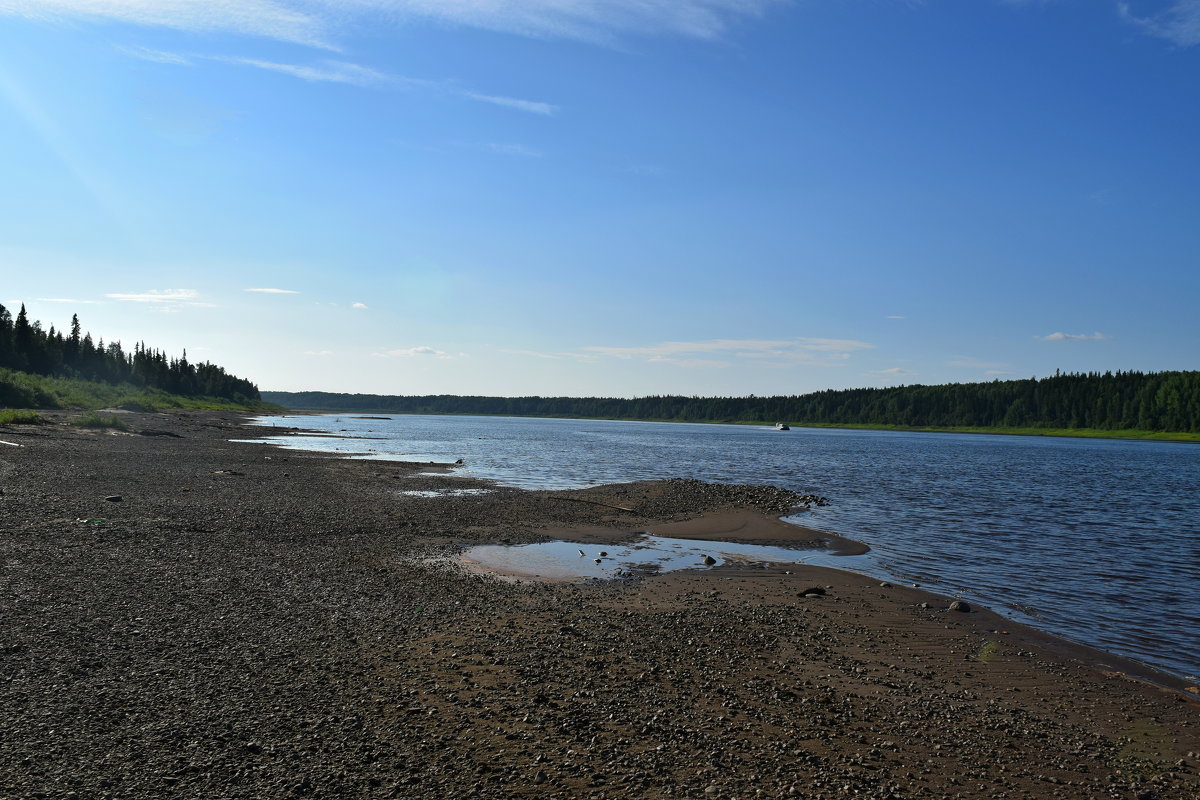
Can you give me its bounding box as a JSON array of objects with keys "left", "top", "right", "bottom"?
[{"left": 774, "top": 423, "right": 790, "bottom": 431}]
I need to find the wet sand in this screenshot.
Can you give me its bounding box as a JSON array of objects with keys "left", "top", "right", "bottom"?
[{"left": 0, "top": 409, "right": 1196, "bottom": 799}]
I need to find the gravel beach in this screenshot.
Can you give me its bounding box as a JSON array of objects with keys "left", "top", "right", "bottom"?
[{"left": 1, "top": 410, "right": 1197, "bottom": 799}]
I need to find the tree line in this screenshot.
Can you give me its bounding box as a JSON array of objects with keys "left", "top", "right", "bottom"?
[
  {"left": 264, "top": 370, "right": 1200, "bottom": 432},
  {"left": 0, "top": 303, "right": 260, "bottom": 402}
]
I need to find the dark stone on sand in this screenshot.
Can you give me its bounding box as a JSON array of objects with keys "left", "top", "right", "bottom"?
[
  {"left": 104, "top": 495, "right": 122, "bottom": 502},
  {"left": 702, "top": 555, "right": 717, "bottom": 566},
  {"left": 949, "top": 600, "right": 971, "bottom": 612},
  {"left": 801, "top": 587, "right": 826, "bottom": 596}
]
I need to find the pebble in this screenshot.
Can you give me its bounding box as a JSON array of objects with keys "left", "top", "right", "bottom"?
[{"left": 3, "top": 409, "right": 1196, "bottom": 800}]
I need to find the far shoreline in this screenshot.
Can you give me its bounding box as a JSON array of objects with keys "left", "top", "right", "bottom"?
[{"left": 254, "top": 408, "right": 1200, "bottom": 444}]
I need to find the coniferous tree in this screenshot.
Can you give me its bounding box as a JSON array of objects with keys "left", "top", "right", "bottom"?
[{"left": 0, "top": 306, "right": 260, "bottom": 402}]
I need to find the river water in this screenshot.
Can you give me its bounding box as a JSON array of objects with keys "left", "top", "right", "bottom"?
[{"left": 245, "top": 413, "right": 1200, "bottom": 681}]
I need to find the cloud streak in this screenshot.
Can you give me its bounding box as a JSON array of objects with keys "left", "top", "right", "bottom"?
[
  {"left": 217, "top": 56, "right": 388, "bottom": 86},
  {"left": 3, "top": 0, "right": 332, "bottom": 48},
  {"left": 106, "top": 288, "right": 198, "bottom": 302},
  {"left": 376, "top": 346, "right": 452, "bottom": 358},
  {"left": 117, "top": 45, "right": 557, "bottom": 114},
  {"left": 484, "top": 142, "right": 543, "bottom": 158},
  {"left": 245, "top": 287, "right": 299, "bottom": 294},
  {"left": 117, "top": 45, "right": 193, "bottom": 65},
  {"left": 371, "top": 0, "right": 783, "bottom": 43},
  {"left": 1119, "top": 1, "right": 1200, "bottom": 47},
  {"left": 584, "top": 337, "right": 874, "bottom": 367},
  {"left": 1041, "top": 331, "right": 1110, "bottom": 341},
  {"left": 948, "top": 357, "right": 1008, "bottom": 369},
  {"left": 3, "top": 0, "right": 782, "bottom": 47},
  {"left": 104, "top": 288, "right": 214, "bottom": 309},
  {"left": 465, "top": 92, "right": 557, "bottom": 116},
  {"left": 8, "top": 0, "right": 1197, "bottom": 52}
]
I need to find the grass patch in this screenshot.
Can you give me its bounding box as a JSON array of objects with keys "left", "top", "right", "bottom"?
[
  {"left": 71, "top": 412, "right": 131, "bottom": 431},
  {"left": 0, "top": 367, "right": 283, "bottom": 413},
  {"left": 0, "top": 409, "right": 43, "bottom": 425}
]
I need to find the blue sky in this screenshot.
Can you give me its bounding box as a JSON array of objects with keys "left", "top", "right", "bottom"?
[{"left": 1, "top": 0, "right": 1198, "bottom": 397}]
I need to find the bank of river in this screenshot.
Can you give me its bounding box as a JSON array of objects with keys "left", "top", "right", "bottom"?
[
  {"left": 2, "top": 410, "right": 1198, "bottom": 799},
  {"left": 249, "top": 412, "right": 1200, "bottom": 681}
]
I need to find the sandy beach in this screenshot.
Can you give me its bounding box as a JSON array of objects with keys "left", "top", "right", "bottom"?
[{"left": 0, "top": 410, "right": 1196, "bottom": 799}]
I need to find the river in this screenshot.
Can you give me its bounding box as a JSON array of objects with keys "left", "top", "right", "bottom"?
[{"left": 244, "top": 413, "right": 1200, "bottom": 681}]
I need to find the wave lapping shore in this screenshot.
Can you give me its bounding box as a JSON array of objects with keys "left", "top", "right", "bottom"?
[{"left": 0, "top": 410, "right": 1196, "bottom": 799}]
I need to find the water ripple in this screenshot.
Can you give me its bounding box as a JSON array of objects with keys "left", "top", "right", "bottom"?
[{"left": 245, "top": 414, "right": 1200, "bottom": 680}]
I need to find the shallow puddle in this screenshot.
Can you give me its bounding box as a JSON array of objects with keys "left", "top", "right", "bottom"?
[
  {"left": 398, "top": 488, "right": 493, "bottom": 498},
  {"left": 461, "top": 534, "right": 871, "bottom": 581}
]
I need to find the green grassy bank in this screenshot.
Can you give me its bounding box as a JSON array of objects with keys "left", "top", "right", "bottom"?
[{"left": 1, "top": 368, "right": 282, "bottom": 414}]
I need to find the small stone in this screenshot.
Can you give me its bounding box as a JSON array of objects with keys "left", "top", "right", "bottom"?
[
  {"left": 532, "top": 770, "right": 546, "bottom": 785},
  {"left": 704, "top": 786, "right": 720, "bottom": 796},
  {"left": 949, "top": 600, "right": 971, "bottom": 612},
  {"left": 703, "top": 555, "right": 717, "bottom": 566},
  {"left": 104, "top": 495, "right": 122, "bottom": 502},
  {"left": 800, "top": 587, "right": 826, "bottom": 596}
]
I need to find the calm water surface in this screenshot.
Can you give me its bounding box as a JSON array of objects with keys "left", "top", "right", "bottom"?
[{"left": 245, "top": 414, "right": 1200, "bottom": 680}]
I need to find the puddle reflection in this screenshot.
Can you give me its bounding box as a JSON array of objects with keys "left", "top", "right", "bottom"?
[{"left": 462, "top": 534, "right": 871, "bottom": 581}]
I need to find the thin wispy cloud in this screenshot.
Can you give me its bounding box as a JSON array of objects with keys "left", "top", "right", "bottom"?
[
  {"left": 585, "top": 338, "right": 874, "bottom": 367},
  {"left": 218, "top": 57, "right": 387, "bottom": 86},
  {"left": 7, "top": 0, "right": 1194, "bottom": 53},
  {"left": 465, "top": 92, "right": 557, "bottom": 116},
  {"left": 2, "top": 0, "right": 332, "bottom": 48},
  {"left": 872, "top": 367, "right": 917, "bottom": 377},
  {"left": 1119, "top": 1, "right": 1200, "bottom": 47},
  {"left": 948, "top": 357, "right": 1008, "bottom": 369},
  {"left": 1042, "top": 331, "right": 1110, "bottom": 341},
  {"left": 623, "top": 164, "right": 666, "bottom": 177},
  {"left": 118, "top": 45, "right": 192, "bottom": 65},
  {"left": 376, "top": 346, "right": 452, "bottom": 358},
  {"left": 886, "top": 315, "right": 906, "bottom": 320},
  {"left": 351, "top": 302, "right": 368, "bottom": 309},
  {"left": 374, "top": 0, "right": 784, "bottom": 43},
  {"left": 484, "top": 143, "right": 543, "bottom": 158},
  {"left": 104, "top": 288, "right": 214, "bottom": 309},
  {"left": 106, "top": 288, "right": 198, "bottom": 302},
  {"left": 500, "top": 348, "right": 569, "bottom": 360},
  {"left": 245, "top": 287, "right": 299, "bottom": 294},
  {"left": 36, "top": 297, "right": 101, "bottom": 304},
  {"left": 3, "top": 0, "right": 781, "bottom": 49},
  {"left": 114, "top": 45, "right": 554, "bottom": 115}
]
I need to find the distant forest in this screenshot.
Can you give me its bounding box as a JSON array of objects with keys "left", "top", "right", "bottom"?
[
  {"left": 0, "top": 303, "right": 260, "bottom": 402},
  {"left": 265, "top": 371, "right": 1200, "bottom": 433}
]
